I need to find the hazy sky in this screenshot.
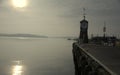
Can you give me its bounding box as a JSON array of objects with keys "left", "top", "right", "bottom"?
[{"left": 0, "top": 0, "right": 120, "bottom": 37}]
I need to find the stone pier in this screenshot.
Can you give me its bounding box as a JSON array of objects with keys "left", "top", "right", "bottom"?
[{"left": 72, "top": 43, "right": 116, "bottom": 75}]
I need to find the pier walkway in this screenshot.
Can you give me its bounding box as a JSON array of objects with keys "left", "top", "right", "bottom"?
[{"left": 72, "top": 43, "right": 120, "bottom": 75}]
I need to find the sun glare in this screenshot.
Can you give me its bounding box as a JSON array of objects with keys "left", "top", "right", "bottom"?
[
  {"left": 12, "top": 65, "right": 23, "bottom": 75},
  {"left": 12, "top": 0, "right": 27, "bottom": 8}
]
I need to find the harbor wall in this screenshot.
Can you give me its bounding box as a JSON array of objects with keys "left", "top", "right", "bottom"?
[{"left": 72, "top": 43, "right": 116, "bottom": 75}]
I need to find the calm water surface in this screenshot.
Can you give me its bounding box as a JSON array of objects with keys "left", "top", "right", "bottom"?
[{"left": 0, "top": 38, "right": 74, "bottom": 75}]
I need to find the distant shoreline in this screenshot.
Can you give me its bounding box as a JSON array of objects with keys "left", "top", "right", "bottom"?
[{"left": 0, "top": 33, "right": 48, "bottom": 38}]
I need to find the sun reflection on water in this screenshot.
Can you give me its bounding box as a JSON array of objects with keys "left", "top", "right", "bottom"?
[
  {"left": 12, "top": 61, "right": 24, "bottom": 75},
  {"left": 12, "top": 65, "right": 23, "bottom": 75}
]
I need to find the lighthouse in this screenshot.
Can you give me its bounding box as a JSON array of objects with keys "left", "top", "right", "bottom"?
[{"left": 79, "top": 8, "right": 88, "bottom": 43}]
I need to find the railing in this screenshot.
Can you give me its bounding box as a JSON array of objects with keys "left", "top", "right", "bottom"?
[{"left": 72, "top": 42, "right": 116, "bottom": 75}]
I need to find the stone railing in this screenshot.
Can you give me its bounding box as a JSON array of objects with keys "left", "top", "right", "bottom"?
[{"left": 72, "top": 42, "right": 116, "bottom": 75}]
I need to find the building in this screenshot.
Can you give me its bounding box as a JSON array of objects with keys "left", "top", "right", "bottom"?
[{"left": 79, "top": 9, "right": 88, "bottom": 43}]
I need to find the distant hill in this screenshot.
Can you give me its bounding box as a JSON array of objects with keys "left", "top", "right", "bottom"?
[{"left": 0, "top": 33, "right": 48, "bottom": 38}]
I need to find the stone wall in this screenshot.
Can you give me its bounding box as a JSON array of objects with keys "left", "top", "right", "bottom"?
[{"left": 72, "top": 43, "right": 116, "bottom": 75}]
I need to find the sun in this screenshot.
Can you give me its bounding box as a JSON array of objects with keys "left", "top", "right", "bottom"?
[{"left": 12, "top": 0, "right": 27, "bottom": 8}]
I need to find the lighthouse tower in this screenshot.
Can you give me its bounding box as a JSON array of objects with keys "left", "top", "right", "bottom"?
[{"left": 79, "top": 8, "right": 88, "bottom": 43}]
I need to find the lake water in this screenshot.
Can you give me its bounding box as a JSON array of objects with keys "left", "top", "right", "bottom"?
[{"left": 0, "top": 37, "right": 74, "bottom": 75}]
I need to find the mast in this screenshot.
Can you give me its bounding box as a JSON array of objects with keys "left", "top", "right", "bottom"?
[
  {"left": 103, "top": 21, "right": 106, "bottom": 38},
  {"left": 83, "top": 8, "right": 86, "bottom": 20}
]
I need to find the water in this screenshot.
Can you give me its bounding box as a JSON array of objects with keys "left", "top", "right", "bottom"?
[{"left": 0, "top": 37, "right": 74, "bottom": 75}]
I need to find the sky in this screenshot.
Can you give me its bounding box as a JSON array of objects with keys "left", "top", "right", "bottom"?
[{"left": 0, "top": 0, "right": 120, "bottom": 38}]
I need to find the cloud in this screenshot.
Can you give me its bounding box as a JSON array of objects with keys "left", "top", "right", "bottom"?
[
  {"left": 0, "top": 0, "right": 2, "bottom": 3},
  {"left": 0, "top": 0, "right": 120, "bottom": 36}
]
